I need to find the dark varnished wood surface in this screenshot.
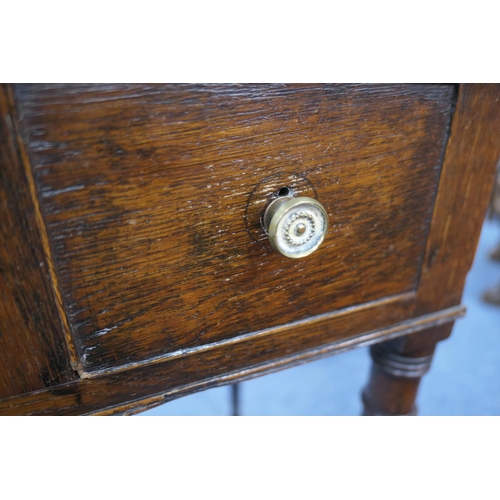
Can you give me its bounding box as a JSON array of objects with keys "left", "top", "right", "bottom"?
[
  {"left": 0, "top": 85, "right": 77, "bottom": 399},
  {"left": 0, "top": 303, "right": 464, "bottom": 415},
  {"left": 1, "top": 84, "right": 498, "bottom": 415},
  {"left": 363, "top": 83, "right": 500, "bottom": 415},
  {"left": 416, "top": 84, "right": 500, "bottom": 314},
  {"left": 16, "top": 84, "right": 455, "bottom": 373}
]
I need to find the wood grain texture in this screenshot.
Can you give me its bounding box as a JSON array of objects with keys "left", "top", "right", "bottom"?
[
  {"left": 2, "top": 83, "right": 493, "bottom": 416},
  {"left": 0, "top": 85, "right": 76, "bottom": 399},
  {"left": 361, "top": 85, "right": 500, "bottom": 417},
  {"left": 416, "top": 84, "right": 500, "bottom": 314},
  {"left": 0, "top": 302, "right": 464, "bottom": 415},
  {"left": 16, "top": 84, "right": 455, "bottom": 373}
]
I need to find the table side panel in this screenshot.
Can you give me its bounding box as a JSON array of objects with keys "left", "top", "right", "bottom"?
[{"left": 0, "top": 85, "right": 76, "bottom": 399}]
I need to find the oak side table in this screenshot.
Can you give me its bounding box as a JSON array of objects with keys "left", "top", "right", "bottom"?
[{"left": 1, "top": 83, "right": 498, "bottom": 415}]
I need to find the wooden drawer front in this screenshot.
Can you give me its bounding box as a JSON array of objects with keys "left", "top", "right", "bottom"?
[{"left": 16, "top": 84, "right": 455, "bottom": 373}]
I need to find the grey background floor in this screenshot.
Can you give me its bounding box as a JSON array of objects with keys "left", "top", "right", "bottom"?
[{"left": 140, "top": 219, "right": 500, "bottom": 416}]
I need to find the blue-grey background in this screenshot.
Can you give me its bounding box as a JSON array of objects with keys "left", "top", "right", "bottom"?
[{"left": 140, "top": 219, "right": 500, "bottom": 416}]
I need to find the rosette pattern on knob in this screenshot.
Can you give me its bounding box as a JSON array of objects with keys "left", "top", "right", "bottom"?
[{"left": 263, "top": 196, "right": 328, "bottom": 258}]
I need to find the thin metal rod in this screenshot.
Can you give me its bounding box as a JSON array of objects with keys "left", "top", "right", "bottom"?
[{"left": 231, "top": 383, "right": 240, "bottom": 416}]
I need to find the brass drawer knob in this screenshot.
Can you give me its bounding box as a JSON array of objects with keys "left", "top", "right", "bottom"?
[{"left": 263, "top": 195, "right": 328, "bottom": 258}]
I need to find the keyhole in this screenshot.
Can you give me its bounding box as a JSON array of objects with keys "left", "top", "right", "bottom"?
[{"left": 278, "top": 186, "right": 292, "bottom": 197}]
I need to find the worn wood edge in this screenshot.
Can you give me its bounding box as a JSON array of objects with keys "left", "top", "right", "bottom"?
[
  {"left": 80, "top": 291, "right": 416, "bottom": 379},
  {"left": 413, "top": 84, "right": 459, "bottom": 290},
  {"left": 415, "top": 83, "right": 500, "bottom": 314},
  {"left": 96, "top": 304, "right": 465, "bottom": 415},
  {"left": 0, "top": 304, "right": 464, "bottom": 415},
  {"left": 7, "top": 84, "right": 80, "bottom": 370}
]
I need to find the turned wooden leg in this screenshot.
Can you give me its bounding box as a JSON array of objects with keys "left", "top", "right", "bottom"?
[
  {"left": 362, "top": 323, "right": 454, "bottom": 416},
  {"left": 362, "top": 342, "right": 434, "bottom": 415}
]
